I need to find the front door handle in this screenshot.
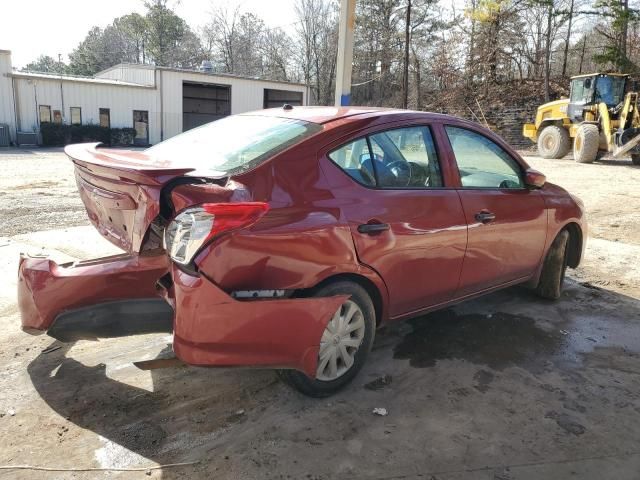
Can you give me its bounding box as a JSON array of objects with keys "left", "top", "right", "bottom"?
[
  {"left": 475, "top": 211, "right": 496, "bottom": 224},
  {"left": 358, "top": 223, "right": 390, "bottom": 234}
]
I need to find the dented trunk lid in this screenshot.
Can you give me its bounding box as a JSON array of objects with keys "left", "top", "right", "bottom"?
[{"left": 66, "top": 143, "right": 225, "bottom": 253}]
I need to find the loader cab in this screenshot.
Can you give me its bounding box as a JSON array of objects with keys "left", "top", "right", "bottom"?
[{"left": 568, "top": 73, "right": 627, "bottom": 121}]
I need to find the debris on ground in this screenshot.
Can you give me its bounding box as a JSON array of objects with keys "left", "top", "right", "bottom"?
[
  {"left": 364, "top": 375, "right": 393, "bottom": 391},
  {"left": 372, "top": 408, "right": 388, "bottom": 416}
]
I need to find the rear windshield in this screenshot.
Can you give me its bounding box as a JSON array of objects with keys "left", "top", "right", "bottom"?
[{"left": 146, "top": 115, "right": 322, "bottom": 176}]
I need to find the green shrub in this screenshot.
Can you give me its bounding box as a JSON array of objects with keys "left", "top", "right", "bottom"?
[
  {"left": 40, "top": 123, "right": 135, "bottom": 147},
  {"left": 110, "top": 128, "right": 137, "bottom": 146}
]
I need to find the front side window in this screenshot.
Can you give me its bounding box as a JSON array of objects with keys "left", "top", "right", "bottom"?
[
  {"left": 595, "top": 76, "right": 626, "bottom": 106},
  {"left": 147, "top": 115, "right": 322, "bottom": 176},
  {"left": 368, "top": 126, "right": 442, "bottom": 188},
  {"left": 445, "top": 126, "right": 524, "bottom": 189}
]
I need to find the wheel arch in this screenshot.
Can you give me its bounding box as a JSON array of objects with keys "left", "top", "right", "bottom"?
[
  {"left": 539, "top": 119, "right": 566, "bottom": 131},
  {"left": 298, "top": 272, "right": 386, "bottom": 326}
]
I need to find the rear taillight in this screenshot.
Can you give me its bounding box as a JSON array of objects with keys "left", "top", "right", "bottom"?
[{"left": 164, "top": 202, "right": 269, "bottom": 265}]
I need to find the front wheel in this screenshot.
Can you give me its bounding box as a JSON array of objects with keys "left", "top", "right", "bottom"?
[
  {"left": 279, "top": 281, "right": 376, "bottom": 397},
  {"left": 573, "top": 124, "right": 599, "bottom": 163}
]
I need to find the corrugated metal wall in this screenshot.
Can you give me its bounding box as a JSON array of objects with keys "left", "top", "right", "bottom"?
[
  {"left": 8, "top": 58, "right": 309, "bottom": 146},
  {"left": 160, "top": 70, "right": 308, "bottom": 139},
  {"left": 96, "top": 65, "right": 156, "bottom": 86},
  {"left": 0, "top": 51, "right": 16, "bottom": 143},
  {"left": 13, "top": 77, "right": 161, "bottom": 143}
]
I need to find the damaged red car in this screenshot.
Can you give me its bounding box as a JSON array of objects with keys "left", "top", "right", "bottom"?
[{"left": 18, "top": 107, "right": 586, "bottom": 396}]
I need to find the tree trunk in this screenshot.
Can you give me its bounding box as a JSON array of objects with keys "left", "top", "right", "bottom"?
[
  {"left": 544, "top": 2, "right": 553, "bottom": 102},
  {"left": 413, "top": 50, "right": 421, "bottom": 110},
  {"left": 402, "top": 0, "right": 412, "bottom": 109},
  {"left": 621, "top": 0, "right": 629, "bottom": 71},
  {"left": 562, "top": 0, "right": 574, "bottom": 77},
  {"left": 467, "top": 0, "right": 477, "bottom": 84},
  {"left": 578, "top": 35, "right": 586, "bottom": 74}
]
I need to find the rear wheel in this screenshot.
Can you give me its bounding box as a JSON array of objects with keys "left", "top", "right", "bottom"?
[
  {"left": 631, "top": 154, "right": 640, "bottom": 166},
  {"left": 573, "top": 124, "right": 599, "bottom": 163},
  {"left": 535, "top": 230, "right": 569, "bottom": 300},
  {"left": 537, "top": 125, "right": 571, "bottom": 159},
  {"left": 279, "top": 281, "right": 376, "bottom": 397}
]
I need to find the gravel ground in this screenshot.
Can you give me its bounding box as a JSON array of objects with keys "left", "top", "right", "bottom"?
[
  {"left": 1, "top": 148, "right": 640, "bottom": 480},
  {"left": 0, "top": 148, "right": 87, "bottom": 237}
]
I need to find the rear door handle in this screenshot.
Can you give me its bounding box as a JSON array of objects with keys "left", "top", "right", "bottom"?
[
  {"left": 358, "top": 223, "right": 390, "bottom": 234},
  {"left": 475, "top": 211, "right": 496, "bottom": 224}
]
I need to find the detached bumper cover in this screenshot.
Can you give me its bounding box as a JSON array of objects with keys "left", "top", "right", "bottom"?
[
  {"left": 18, "top": 253, "right": 169, "bottom": 334},
  {"left": 168, "top": 266, "right": 347, "bottom": 378}
]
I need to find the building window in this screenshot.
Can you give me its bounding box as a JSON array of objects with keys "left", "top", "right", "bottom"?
[
  {"left": 133, "top": 110, "right": 149, "bottom": 145},
  {"left": 70, "top": 107, "right": 82, "bottom": 125},
  {"left": 39, "top": 105, "right": 51, "bottom": 124},
  {"left": 53, "top": 110, "right": 63, "bottom": 124},
  {"left": 263, "top": 89, "right": 303, "bottom": 108},
  {"left": 99, "top": 108, "right": 110, "bottom": 128}
]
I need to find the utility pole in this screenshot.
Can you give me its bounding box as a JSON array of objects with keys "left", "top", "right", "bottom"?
[{"left": 334, "top": 0, "right": 357, "bottom": 106}]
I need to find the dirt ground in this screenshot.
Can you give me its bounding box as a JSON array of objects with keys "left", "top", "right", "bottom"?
[{"left": 1, "top": 148, "right": 640, "bottom": 479}]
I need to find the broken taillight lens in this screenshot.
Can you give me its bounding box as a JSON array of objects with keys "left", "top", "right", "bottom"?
[{"left": 164, "top": 202, "right": 269, "bottom": 265}]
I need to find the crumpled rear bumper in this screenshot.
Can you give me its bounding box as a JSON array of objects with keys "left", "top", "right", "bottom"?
[
  {"left": 18, "top": 253, "right": 169, "bottom": 335},
  {"left": 165, "top": 265, "right": 347, "bottom": 378}
]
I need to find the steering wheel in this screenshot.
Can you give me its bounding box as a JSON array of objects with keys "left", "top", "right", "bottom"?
[{"left": 387, "top": 161, "right": 412, "bottom": 187}]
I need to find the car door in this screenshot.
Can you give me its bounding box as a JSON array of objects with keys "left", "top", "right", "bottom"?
[
  {"left": 441, "top": 124, "right": 547, "bottom": 297},
  {"left": 321, "top": 124, "right": 467, "bottom": 318}
]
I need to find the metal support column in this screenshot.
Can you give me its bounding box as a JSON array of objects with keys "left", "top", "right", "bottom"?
[{"left": 334, "top": 0, "right": 356, "bottom": 107}]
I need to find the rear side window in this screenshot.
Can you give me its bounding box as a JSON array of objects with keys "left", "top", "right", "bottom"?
[
  {"left": 328, "top": 126, "right": 442, "bottom": 189},
  {"left": 445, "top": 126, "right": 524, "bottom": 189},
  {"left": 328, "top": 138, "right": 376, "bottom": 186}
]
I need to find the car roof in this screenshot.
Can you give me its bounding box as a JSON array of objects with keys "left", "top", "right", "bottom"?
[
  {"left": 240, "top": 106, "right": 405, "bottom": 124},
  {"left": 241, "top": 106, "right": 465, "bottom": 126}
]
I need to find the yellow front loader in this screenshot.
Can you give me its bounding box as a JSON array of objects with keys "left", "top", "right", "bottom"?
[{"left": 523, "top": 73, "right": 640, "bottom": 165}]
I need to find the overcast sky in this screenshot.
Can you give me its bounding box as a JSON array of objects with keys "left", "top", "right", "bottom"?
[{"left": 0, "top": 0, "right": 299, "bottom": 68}]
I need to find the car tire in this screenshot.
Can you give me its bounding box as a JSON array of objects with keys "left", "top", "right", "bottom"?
[
  {"left": 537, "top": 125, "right": 571, "bottom": 159},
  {"left": 631, "top": 154, "right": 640, "bottom": 166},
  {"left": 573, "top": 124, "right": 599, "bottom": 163},
  {"left": 535, "top": 230, "right": 569, "bottom": 300},
  {"left": 279, "top": 281, "right": 376, "bottom": 397}
]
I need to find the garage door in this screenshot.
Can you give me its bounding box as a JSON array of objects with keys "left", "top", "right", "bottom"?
[
  {"left": 183, "top": 82, "right": 231, "bottom": 131},
  {"left": 263, "top": 89, "right": 303, "bottom": 108}
]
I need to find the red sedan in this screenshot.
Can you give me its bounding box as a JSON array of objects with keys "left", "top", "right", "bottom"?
[{"left": 18, "top": 107, "right": 586, "bottom": 396}]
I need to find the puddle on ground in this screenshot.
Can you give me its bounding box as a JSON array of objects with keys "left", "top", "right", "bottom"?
[{"left": 393, "top": 310, "right": 567, "bottom": 373}]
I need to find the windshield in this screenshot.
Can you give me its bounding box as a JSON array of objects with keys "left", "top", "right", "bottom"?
[
  {"left": 595, "top": 76, "right": 626, "bottom": 106},
  {"left": 146, "top": 115, "right": 322, "bottom": 176}
]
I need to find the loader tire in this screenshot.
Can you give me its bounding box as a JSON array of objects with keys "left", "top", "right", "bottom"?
[
  {"left": 573, "top": 124, "right": 599, "bottom": 164},
  {"left": 537, "top": 125, "right": 571, "bottom": 159},
  {"left": 631, "top": 154, "right": 640, "bottom": 166}
]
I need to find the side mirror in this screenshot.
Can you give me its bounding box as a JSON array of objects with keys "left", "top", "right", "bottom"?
[{"left": 525, "top": 168, "right": 546, "bottom": 189}]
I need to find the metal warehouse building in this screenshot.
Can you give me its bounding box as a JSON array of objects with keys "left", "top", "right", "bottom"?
[{"left": 0, "top": 49, "right": 309, "bottom": 146}]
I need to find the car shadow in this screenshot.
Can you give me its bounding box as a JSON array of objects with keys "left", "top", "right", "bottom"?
[
  {"left": 26, "top": 338, "right": 281, "bottom": 477},
  {"left": 27, "top": 280, "right": 640, "bottom": 478}
]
